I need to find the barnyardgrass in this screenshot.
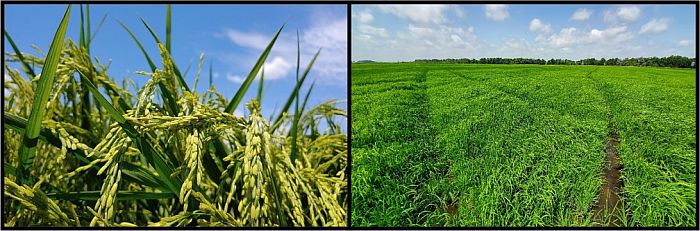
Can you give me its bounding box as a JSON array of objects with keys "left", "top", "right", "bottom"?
[{"left": 3, "top": 4, "right": 347, "bottom": 227}]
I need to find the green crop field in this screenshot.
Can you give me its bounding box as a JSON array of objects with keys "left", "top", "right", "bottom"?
[{"left": 351, "top": 63, "right": 696, "bottom": 227}]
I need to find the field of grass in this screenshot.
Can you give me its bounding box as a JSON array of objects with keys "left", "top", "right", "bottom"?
[
  {"left": 351, "top": 63, "right": 696, "bottom": 227},
  {"left": 3, "top": 5, "right": 347, "bottom": 227}
]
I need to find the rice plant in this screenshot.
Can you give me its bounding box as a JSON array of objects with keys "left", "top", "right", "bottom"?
[
  {"left": 3, "top": 5, "right": 347, "bottom": 227},
  {"left": 351, "top": 63, "right": 695, "bottom": 227}
]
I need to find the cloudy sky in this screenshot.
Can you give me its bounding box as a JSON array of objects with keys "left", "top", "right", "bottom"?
[
  {"left": 5, "top": 4, "right": 347, "bottom": 119},
  {"left": 352, "top": 4, "right": 696, "bottom": 62}
]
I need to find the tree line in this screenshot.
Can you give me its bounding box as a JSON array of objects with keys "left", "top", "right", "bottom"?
[{"left": 414, "top": 55, "right": 696, "bottom": 68}]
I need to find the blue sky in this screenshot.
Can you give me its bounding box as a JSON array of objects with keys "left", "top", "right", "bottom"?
[
  {"left": 4, "top": 4, "right": 347, "bottom": 125},
  {"left": 352, "top": 4, "right": 696, "bottom": 61}
]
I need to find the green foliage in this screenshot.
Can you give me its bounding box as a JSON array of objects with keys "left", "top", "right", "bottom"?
[
  {"left": 3, "top": 5, "right": 347, "bottom": 227},
  {"left": 351, "top": 63, "right": 695, "bottom": 227}
]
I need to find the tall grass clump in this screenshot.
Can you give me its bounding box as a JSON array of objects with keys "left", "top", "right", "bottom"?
[{"left": 3, "top": 5, "right": 347, "bottom": 227}]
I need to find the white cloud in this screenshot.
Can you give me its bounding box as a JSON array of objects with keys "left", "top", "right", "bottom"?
[
  {"left": 453, "top": 7, "right": 465, "bottom": 18},
  {"left": 301, "top": 13, "right": 347, "bottom": 83},
  {"left": 639, "top": 18, "right": 670, "bottom": 34},
  {"left": 570, "top": 8, "right": 592, "bottom": 21},
  {"left": 539, "top": 26, "right": 633, "bottom": 48},
  {"left": 357, "top": 10, "right": 374, "bottom": 24},
  {"left": 373, "top": 23, "right": 480, "bottom": 60},
  {"left": 529, "top": 18, "right": 552, "bottom": 33},
  {"left": 451, "top": 34, "right": 463, "bottom": 43},
  {"left": 226, "top": 73, "right": 244, "bottom": 83},
  {"left": 352, "top": 4, "right": 693, "bottom": 61},
  {"left": 225, "top": 30, "right": 270, "bottom": 50},
  {"left": 485, "top": 5, "right": 509, "bottom": 21},
  {"left": 408, "top": 24, "right": 434, "bottom": 37},
  {"left": 263, "top": 56, "right": 292, "bottom": 80},
  {"left": 378, "top": 5, "right": 448, "bottom": 24},
  {"left": 604, "top": 6, "right": 641, "bottom": 23},
  {"left": 221, "top": 9, "right": 346, "bottom": 85},
  {"left": 617, "top": 6, "right": 641, "bottom": 22},
  {"left": 358, "top": 24, "right": 388, "bottom": 38}
]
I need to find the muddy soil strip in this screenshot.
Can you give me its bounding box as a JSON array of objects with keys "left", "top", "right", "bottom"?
[
  {"left": 591, "top": 129, "right": 625, "bottom": 226},
  {"left": 589, "top": 68, "right": 630, "bottom": 226}
]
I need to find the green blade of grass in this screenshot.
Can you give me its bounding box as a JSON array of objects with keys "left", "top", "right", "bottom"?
[
  {"left": 200, "top": 140, "right": 221, "bottom": 184},
  {"left": 86, "top": 4, "right": 91, "bottom": 54},
  {"left": 257, "top": 68, "right": 264, "bottom": 102},
  {"left": 118, "top": 21, "right": 157, "bottom": 71},
  {"left": 291, "top": 81, "right": 315, "bottom": 163},
  {"left": 79, "top": 5, "right": 85, "bottom": 48},
  {"left": 88, "top": 13, "right": 108, "bottom": 46},
  {"left": 4, "top": 31, "right": 37, "bottom": 77},
  {"left": 298, "top": 81, "right": 315, "bottom": 121},
  {"left": 4, "top": 165, "right": 16, "bottom": 176},
  {"left": 290, "top": 31, "right": 302, "bottom": 163},
  {"left": 79, "top": 72, "right": 181, "bottom": 195},
  {"left": 118, "top": 20, "right": 179, "bottom": 116},
  {"left": 182, "top": 61, "right": 194, "bottom": 81},
  {"left": 166, "top": 5, "right": 172, "bottom": 53},
  {"left": 139, "top": 18, "right": 190, "bottom": 93},
  {"left": 270, "top": 48, "right": 321, "bottom": 133},
  {"left": 121, "top": 163, "right": 167, "bottom": 189},
  {"left": 78, "top": 73, "right": 126, "bottom": 123},
  {"left": 211, "top": 139, "right": 230, "bottom": 173},
  {"left": 78, "top": 4, "right": 93, "bottom": 144},
  {"left": 225, "top": 24, "right": 285, "bottom": 114},
  {"left": 295, "top": 30, "right": 301, "bottom": 113},
  {"left": 209, "top": 61, "right": 213, "bottom": 88},
  {"left": 16, "top": 5, "right": 72, "bottom": 184},
  {"left": 5, "top": 113, "right": 63, "bottom": 149},
  {"left": 48, "top": 191, "right": 174, "bottom": 201}
]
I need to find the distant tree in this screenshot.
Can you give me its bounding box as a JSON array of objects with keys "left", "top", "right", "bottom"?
[{"left": 412, "top": 55, "right": 695, "bottom": 68}]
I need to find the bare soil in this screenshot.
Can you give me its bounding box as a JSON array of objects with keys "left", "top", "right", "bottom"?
[{"left": 591, "top": 129, "right": 625, "bottom": 226}]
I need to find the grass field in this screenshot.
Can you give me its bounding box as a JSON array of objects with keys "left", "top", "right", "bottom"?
[{"left": 351, "top": 63, "right": 696, "bottom": 227}]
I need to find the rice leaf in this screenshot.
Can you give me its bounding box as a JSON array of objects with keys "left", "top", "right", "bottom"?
[
  {"left": 270, "top": 48, "right": 321, "bottom": 132},
  {"left": 79, "top": 73, "right": 182, "bottom": 195},
  {"left": 290, "top": 31, "right": 302, "bottom": 163},
  {"left": 5, "top": 113, "right": 63, "bottom": 149},
  {"left": 291, "top": 81, "right": 315, "bottom": 163},
  {"left": 4, "top": 165, "right": 16, "bottom": 176},
  {"left": 121, "top": 163, "right": 167, "bottom": 189},
  {"left": 78, "top": 4, "right": 93, "bottom": 138},
  {"left": 117, "top": 21, "right": 157, "bottom": 71},
  {"left": 139, "top": 18, "right": 190, "bottom": 92},
  {"left": 3, "top": 31, "right": 36, "bottom": 77},
  {"left": 86, "top": 4, "right": 91, "bottom": 54},
  {"left": 79, "top": 5, "right": 85, "bottom": 49},
  {"left": 225, "top": 24, "right": 284, "bottom": 114},
  {"left": 118, "top": 20, "right": 179, "bottom": 116},
  {"left": 257, "top": 68, "right": 264, "bottom": 102},
  {"left": 166, "top": 5, "right": 172, "bottom": 53},
  {"left": 16, "top": 5, "right": 71, "bottom": 184},
  {"left": 88, "top": 13, "right": 108, "bottom": 46},
  {"left": 208, "top": 61, "right": 213, "bottom": 88}
]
